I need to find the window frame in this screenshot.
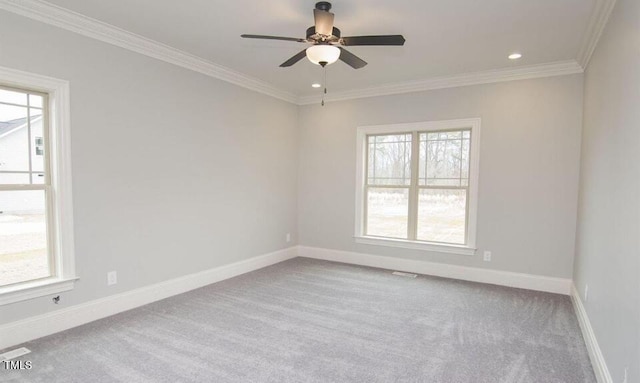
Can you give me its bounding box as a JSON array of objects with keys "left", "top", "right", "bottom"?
[
  {"left": 0, "top": 66, "right": 76, "bottom": 305},
  {"left": 355, "top": 118, "right": 481, "bottom": 255}
]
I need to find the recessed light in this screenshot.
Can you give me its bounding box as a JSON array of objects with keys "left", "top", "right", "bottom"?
[
  {"left": 312, "top": 83, "right": 322, "bottom": 88},
  {"left": 509, "top": 53, "right": 522, "bottom": 60}
]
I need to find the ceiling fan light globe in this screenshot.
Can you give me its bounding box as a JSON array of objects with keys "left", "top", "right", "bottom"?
[{"left": 306, "top": 45, "right": 340, "bottom": 66}]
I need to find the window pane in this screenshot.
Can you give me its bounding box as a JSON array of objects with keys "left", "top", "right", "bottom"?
[
  {"left": 0, "top": 89, "right": 28, "bottom": 106},
  {"left": 30, "top": 111, "right": 45, "bottom": 172},
  {"left": 0, "top": 190, "right": 50, "bottom": 286},
  {"left": 367, "top": 134, "right": 412, "bottom": 186},
  {"left": 29, "top": 94, "right": 43, "bottom": 108},
  {"left": 366, "top": 187, "right": 409, "bottom": 239},
  {"left": 32, "top": 173, "right": 46, "bottom": 184},
  {"left": 440, "top": 131, "right": 462, "bottom": 140},
  {"left": 425, "top": 135, "right": 461, "bottom": 181},
  {"left": 461, "top": 138, "right": 470, "bottom": 179},
  {"left": 417, "top": 189, "right": 466, "bottom": 244},
  {"left": 419, "top": 130, "right": 470, "bottom": 187},
  {"left": 0, "top": 173, "right": 30, "bottom": 184},
  {"left": 0, "top": 104, "right": 29, "bottom": 171}
]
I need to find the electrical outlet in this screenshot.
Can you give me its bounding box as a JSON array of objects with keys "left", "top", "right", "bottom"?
[
  {"left": 623, "top": 367, "right": 628, "bottom": 383},
  {"left": 286, "top": 233, "right": 291, "bottom": 243},
  {"left": 483, "top": 251, "right": 492, "bottom": 262},
  {"left": 107, "top": 271, "right": 117, "bottom": 286},
  {"left": 584, "top": 284, "right": 589, "bottom": 302}
]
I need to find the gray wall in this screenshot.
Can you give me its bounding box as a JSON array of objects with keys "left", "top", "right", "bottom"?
[
  {"left": 573, "top": 0, "right": 640, "bottom": 381},
  {"left": 298, "top": 75, "right": 584, "bottom": 278},
  {"left": 0, "top": 12, "right": 298, "bottom": 324}
]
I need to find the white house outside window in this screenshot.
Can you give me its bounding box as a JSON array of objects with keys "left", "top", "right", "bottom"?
[
  {"left": 0, "top": 67, "right": 75, "bottom": 305},
  {"left": 355, "top": 118, "right": 481, "bottom": 255}
]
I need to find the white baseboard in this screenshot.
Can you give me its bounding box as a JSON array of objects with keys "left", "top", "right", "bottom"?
[
  {"left": 0, "top": 246, "right": 297, "bottom": 350},
  {"left": 298, "top": 246, "right": 572, "bottom": 295},
  {"left": 570, "top": 283, "right": 612, "bottom": 383}
]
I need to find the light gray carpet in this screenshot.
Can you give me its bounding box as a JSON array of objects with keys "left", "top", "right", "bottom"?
[{"left": 1, "top": 258, "right": 595, "bottom": 383}]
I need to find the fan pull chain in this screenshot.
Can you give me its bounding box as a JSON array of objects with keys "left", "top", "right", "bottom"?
[{"left": 321, "top": 65, "right": 327, "bottom": 106}]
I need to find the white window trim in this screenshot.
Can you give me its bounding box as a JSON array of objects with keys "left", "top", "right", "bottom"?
[
  {"left": 354, "top": 118, "right": 481, "bottom": 256},
  {"left": 0, "top": 66, "right": 76, "bottom": 305}
]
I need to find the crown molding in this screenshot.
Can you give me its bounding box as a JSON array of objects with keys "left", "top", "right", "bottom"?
[
  {"left": 298, "top": 60, "right": 584, "bottom": 105},
  {"left": 577, "top": 0, "right": 617, "bottom": 69},
  {"left": 0, "top": 0, "right": 298, "bottom": 104}
]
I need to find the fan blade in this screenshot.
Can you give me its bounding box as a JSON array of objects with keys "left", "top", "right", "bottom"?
[
  {"left": 313, "top": 9, "right": 335, "bottom": 36},
  {"left": 341, "top": 35, "right": 406, "bottom": 46},
  {"left": 280, "top": 49, "right": 308, "bottom": 67},
  {"left": 338, "top": 47, "right": 367, "bottom": 69},
  {"left": 241, "top": 34, "right": 307, "bottom": 43}
]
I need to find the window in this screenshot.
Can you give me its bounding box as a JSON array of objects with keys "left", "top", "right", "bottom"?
[
  {"left": 0, "top": 67, "right": 75, "bottom": 305},
  {"left": 0, "top": 86, "right": 50, "bottom": 286},
  {"left": 355, "top": 119, "right": 480, "bottom": 255}
]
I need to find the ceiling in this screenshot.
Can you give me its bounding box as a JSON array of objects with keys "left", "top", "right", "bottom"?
[{"left": 42, "top": 0, "right": 596, "bottom": 98}]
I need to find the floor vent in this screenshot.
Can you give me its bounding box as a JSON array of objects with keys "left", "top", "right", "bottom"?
[
  {"left": 0, "top": 347, "right": 31, "bottom": 361},
  {"left": 392, "top": 271, "right": 417, "bottom": 278}
]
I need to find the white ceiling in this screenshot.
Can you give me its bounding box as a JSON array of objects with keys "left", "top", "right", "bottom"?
[{"left": 43, "top": 0, "right": 596, "bottom": 98}]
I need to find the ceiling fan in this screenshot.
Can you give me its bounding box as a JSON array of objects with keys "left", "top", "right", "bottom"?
[{"left": 241, "top": 1, "right": 405, "bottom": 69}]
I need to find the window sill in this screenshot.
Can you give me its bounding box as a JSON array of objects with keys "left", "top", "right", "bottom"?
[
  {"left": 354, "top": 236, "right": 476, "bottom": 255},
  {"left": 0, "top": 277, "right": 78, "bottom": 306}
]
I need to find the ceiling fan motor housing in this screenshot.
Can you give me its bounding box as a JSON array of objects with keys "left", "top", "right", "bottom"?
[{"left": 315, "top": 2, "right": 332, "bottom": 11}]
